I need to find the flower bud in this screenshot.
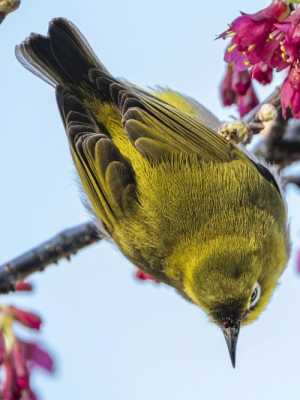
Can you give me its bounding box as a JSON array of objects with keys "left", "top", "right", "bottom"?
[
  {"left": 135, "top": 270, "right": 160, "bottom": 284},
  {"left": 219, "top": 121, "right": 251, "bottom": 144},
  {"left": 237, "top": 85, "right": 259, "bottom": 117},
  {"left": 257, "top": 104, "right": 278, "bottom": 122},
  {"left": 12, "top": 341, "right": 29, "bottom": 390},
  {"left": 232, "top": 70, "right": 251, "bottom": 96},
  {"left": 220, "top": 66, "right": 236, "bottom": 106},
  {"left": 252, "top": 63, "right": 273, "bottom": 85},
  {"left": 22, "top": 341, "right": 54, "bottom": 373},
  {"left": 15, "top": 282, "right": 33, "bottom": 292},
  {"left": 8, "top": 307, "right": 42, "bottom": 331}
]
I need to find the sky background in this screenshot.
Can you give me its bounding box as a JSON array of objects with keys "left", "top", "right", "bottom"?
[{"left": 1, "top": 1, "right": 300, "bottom": 399}]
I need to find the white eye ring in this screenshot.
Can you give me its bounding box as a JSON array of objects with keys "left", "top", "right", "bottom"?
[{"left": 249, "top": 282, "right": 261, "bottom": 309}]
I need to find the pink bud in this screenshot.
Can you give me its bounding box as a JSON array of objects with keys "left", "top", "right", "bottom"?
[
  {"left": 232, "top": 69, "right": 251, "bottom": 96},
  {"left": 22, "top": 341, "right": 54, "bottom": 373},
  {"left": 135, "top": 270, "right": 160, "bottom": 284},
  {"left": 252, "top": 62, "right": 273, "bottom": 85},
  {"left": 281, "top": 64, "right": 300, "bottom": 118},
  {"left": 12, "top": 341, "right": 30, "bottom": 390},
  {"left": 15, "top": 282, "right": 33, "bottom": 292},
  {"left": 237, "top": 84, "right": 259, "bottom": 117},
  {"left": 8, "top": 307, "right": 42, "bottom": 331},
  {"left": 2, "top": 359, "right": 17, "bottom": 400},
  {"left": 220, "top": 66, "right": 236, "bottom": 106}
]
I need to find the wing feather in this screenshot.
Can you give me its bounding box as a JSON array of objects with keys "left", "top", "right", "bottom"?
[
  {"left": 88, "top": 71, "right": 246, "bottom": 164},
  {"left": 56, "top": 86, "right": 137, "bottom": 233}
]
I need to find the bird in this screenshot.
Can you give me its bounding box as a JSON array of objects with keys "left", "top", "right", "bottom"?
[{"left": 16, "top": 18, "right": 289, "bottom": 368}]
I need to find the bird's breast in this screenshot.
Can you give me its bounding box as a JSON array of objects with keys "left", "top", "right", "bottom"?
[{"left": 112, "top": 156, "right": 286, "bottom": 284}]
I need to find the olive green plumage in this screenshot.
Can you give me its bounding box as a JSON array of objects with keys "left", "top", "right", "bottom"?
[{"left": 16, "top": 18, "right": 289, "bottom": 367}]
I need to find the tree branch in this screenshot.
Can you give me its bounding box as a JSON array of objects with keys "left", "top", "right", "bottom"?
[
  {"left": 283, "top": 175, "right": 300, "bottom": 189},
  {"left": 241, "top": 88, "right": 300, "bottom": 168},
  {"left": 0, "top": 222, "right": 101, "bottom": 294}
]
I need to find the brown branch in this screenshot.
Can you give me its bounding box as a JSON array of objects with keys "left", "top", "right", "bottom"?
[
  {"left": 254, "top": 110, "right": 290, "bottom": 166},
  {"left": 0, "top": 222, "right": 101, "bottom": 294},
  {"left": 241, "top": 88, "right": 300, "bottom": 168},
  {"left": 283, "top": 175, "right": 300, "bottom": 189}
]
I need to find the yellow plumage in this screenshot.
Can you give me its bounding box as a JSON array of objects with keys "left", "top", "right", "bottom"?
[{"left": 16, "top": 18, "right": 289, "bottom": 367}]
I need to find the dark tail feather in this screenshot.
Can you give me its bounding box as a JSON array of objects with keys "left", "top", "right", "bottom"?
[{"left": 16, "top": 18, "right": 109, "bottom": 87}]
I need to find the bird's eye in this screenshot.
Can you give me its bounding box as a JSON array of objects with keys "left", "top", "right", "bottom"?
[{"left": 249, "top": 282, "right": 261, "bottom": 309}]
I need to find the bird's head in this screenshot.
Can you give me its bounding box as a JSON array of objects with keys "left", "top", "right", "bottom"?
[{"left": 176, "top": 234, "right": 288, "bottom": 367}]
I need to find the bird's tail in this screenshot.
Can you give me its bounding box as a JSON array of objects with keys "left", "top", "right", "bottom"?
[{"left": 16, "top": 17, "right": 110, "bottom": 87}]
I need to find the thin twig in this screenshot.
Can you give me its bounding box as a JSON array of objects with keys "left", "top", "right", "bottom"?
[
  {"left": 0, "top": 222, "right": 101, "bottom": 294},
  {"left": 283, "top": 175, "right": 300, "bottom": 189},
  {"left": 242, "top": 88, "right": 300, "bottom": 167}
]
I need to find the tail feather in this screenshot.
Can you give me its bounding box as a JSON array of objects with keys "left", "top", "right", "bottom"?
[
  {"left": 16, "top": 34, "right": 63, "bottom": 86},
  {"left": 16, "top": 18, "right": 109, "bottom": 87}
]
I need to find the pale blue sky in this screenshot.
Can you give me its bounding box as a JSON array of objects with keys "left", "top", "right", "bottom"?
[{"left": 1, "top": 1, "right": 300, "bottom": 399}]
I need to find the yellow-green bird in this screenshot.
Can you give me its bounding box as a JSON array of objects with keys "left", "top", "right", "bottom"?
[{"left": 16, "top": 18, "right": 289, "bottom": 367}]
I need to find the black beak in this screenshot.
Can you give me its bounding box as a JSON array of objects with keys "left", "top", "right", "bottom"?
[{"left": 221, "top": 323, "right": 240, "bottom": 368}]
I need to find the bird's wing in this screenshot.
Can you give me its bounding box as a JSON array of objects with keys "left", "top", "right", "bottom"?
[
  {"left": 56, "top": 87, "right": 137, "bottom": 234},
  {"left": 153, "top": 88, "right": 221, "bottom": 131},
  {"left": 88, "top": 70, "right": 247, "bottom": 164}
]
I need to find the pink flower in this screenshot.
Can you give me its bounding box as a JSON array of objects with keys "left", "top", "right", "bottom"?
[
  {"left": 8, "top": 307, "right": 42, "bottom": 331},
  {"left": 222, "top": 1, "right": 288, "bottom": 51},
  {"left": 224, "top": 45, "right": 249, "bottom": 71},
  {"left": 220, "top": 66, "right": 259, "bottom": 116},
  {"left": 220, "top": 2, "right": 300, "bottom": 119},
  {"left": 237, "top": 84, "right": 259, "bottom": 117},
  {"left": 2, "top": 358, "right": 18, "bottom": 400},
  {"left": 221, "top": 1, "right": 290, "bottom": 73},
  {"left": 281, "top": 64, "right": 300, "bottom": 118},
  {"left": 0, "top": 303, "right": 54, "bottom": 399},
  {"left": 0, "top": 335, "right": 54, "bottom": 399},
  {"left": 251, "top": 62, "right": 273, "bottom": 85},
  {"left": 232, "top": 69, "right": 251, "bottom": 96},
  {"left": 12, "top": 341, "right": 30, "bottom": 391},
  {"left": 256, "top": 36, "right": 288, "bottom": 71},
  {"left": 276, "top": 8, "right": 300, "bottom": 64},
  {"left": 21, "top": 341, "right": 54, "bottom": 373},
  {"left": 220, "top": 65, "right": 236, "bottom": 106}
]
